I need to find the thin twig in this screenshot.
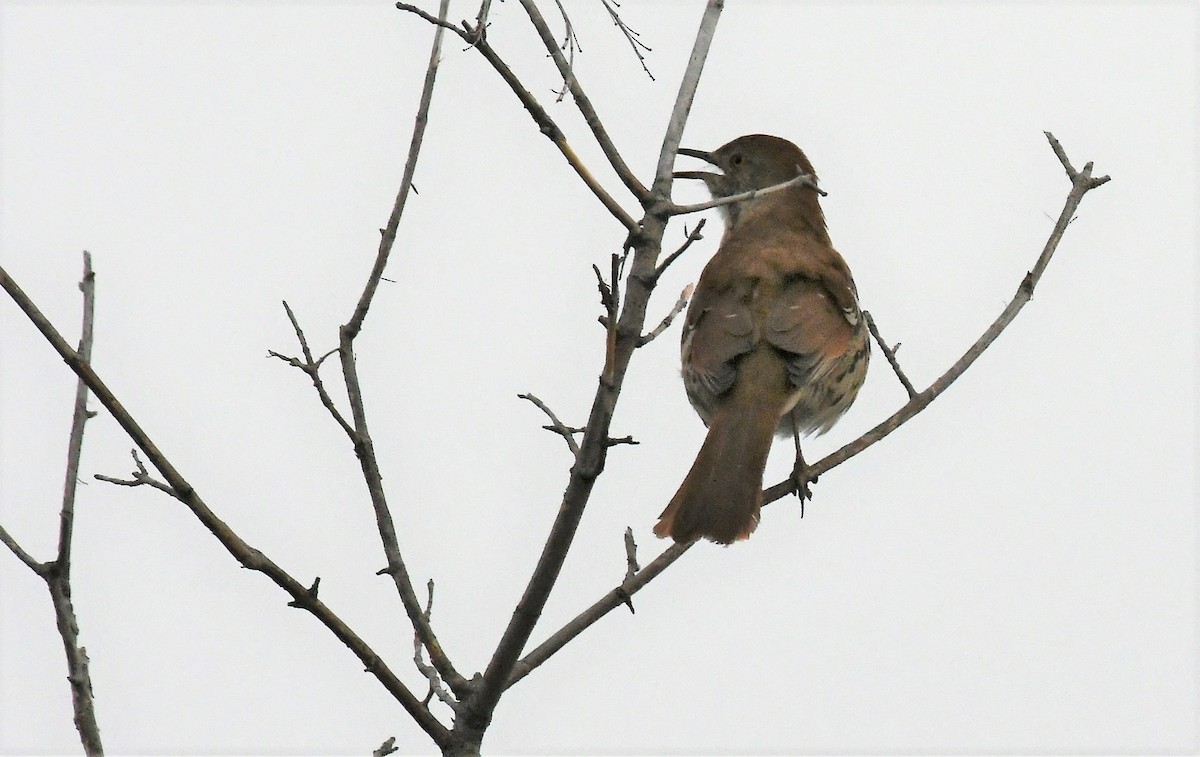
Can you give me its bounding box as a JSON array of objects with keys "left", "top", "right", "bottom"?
[
  {"left": 396, "top": 3, "right": 641, "bottom": 233},
  {"left": 519, "top": 393, "right": 580, "bottom": 456},
  {"left": 651, "top": 0, "right": 724, "bottom": 195},
  {"left": 864, "top": 311, "right": 917, "bottom": 399},
  {"left": 94, "top": 450, "right": 178, "bottom": 498},
  {"left": 623, "top": 527, "right": 640, "bottom": 581},
  {"left": 653, "top": 218, "right": 706, "bottom": 279},
  {"left": 0, "top": 525, "right": 44, "bottom": 572},
  {"left": 51, "top": 252, "right": 104, "bottom": 755},
  {"left": 341, "top": 0, "right": 471, "bottom": 703},
  {"left": 505, "top": 541, "right": 692, "bottom": 688},
  {"left": 474, "top": 0, "right": 493, "bottom": 35},
  {"left": 413, "top": 580, "right": 457, "bottom": 709},
  {"left": 347, "top": 0, "right": 448, "bottom": 339},
  {"left": 0, "top": 253, "right": 105, "bottom": 754},
  {"left": 548, "top": 0, "right": 580, "bottom": 104},
  {"left": 518, "top": 0, "right": 649, "bottom": 203},
  {"left": 56, "top": 251, "right": 95, "bottom": 569},
  {"left": 270, "top": 301, "right": 355, "bottom": 438},
  {"left": 667, "top": 172, "right": 824, "bottom": 217},
  {"left": 637, "top": 283, "right": 692, "bottom": 347},
  {"left": 593, "top": 257, "right": 620, "bottom": 383},
  {"left": 600, "top": 0, "right": 654, "bottom": 81}
]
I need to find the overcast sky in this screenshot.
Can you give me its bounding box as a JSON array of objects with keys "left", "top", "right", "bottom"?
[{"left": 1, "top": 2, "right": 1196, "bottom": 754}]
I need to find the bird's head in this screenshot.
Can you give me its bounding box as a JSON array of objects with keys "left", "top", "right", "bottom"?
[{"left": 675, "top": 134, "right": 823, "bottom": 230}]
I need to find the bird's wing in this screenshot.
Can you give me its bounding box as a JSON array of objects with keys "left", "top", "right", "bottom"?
[
  {"left": 681, "top": 287, "right": 756, "bottom": 398},
  {"left": 764, "top": 273, "right": 858, "bottom": 388}
]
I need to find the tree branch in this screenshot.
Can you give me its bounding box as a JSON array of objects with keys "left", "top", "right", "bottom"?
[
  {"left": 55, "top": 251, "right": 95, "bottom": 570},
  {"left": 637, "top": 283, "right": 692, "bottom": 347},
  {"left": 599, "top": 0, "right": 655, "bottom": 82},
  {"left": 1, "top": 527, "right": 45, "bottom": 577},
  {"left": 766, "top": 131, "right": 1110, "bottom": 498},
  {"left": 396, "top": 3, "right": 640, "bottom": 234},
  {"left": 0, "top": 270, "right": 454, "bottom": 748},
  {"left": 505, "top": 541, "right": 692, "bottom": 688},
  {"left": 412, "top": 580, "right": 457, "bottom": 709},
  {"left": 347, "top": 0, "right": 448, "bottom": 339},
  {"left": 269, "top": 300, "right": 355, "bottom": 438},
  {"left": 50, "top": 251, "right": 104, "bottom": 756},
  {"left": 650, "top": 0, "right": 724, "bottom": 196},
  {"left": 338, "top": 0, "right": 472, "bottom": 702},
  {"left": 0, "top": 253, "right": 105, "bottom": 754},
  {"left": 517, "top": 0, "right": 649, "bottom": 202},
  {"left": 667, "top": 172, "right": 824, "bottom": 217},
  {"left": 653, "top": 218, "right": 707, "bottom": 280},
  {"left": 519, "top": 392, "right": 580, "bottom": 456},
  {"left": 864, "top": 310, "right": 916, "bottom": 399},
  {"left": 453, "top": 1, "right": 726, "bottom": 741}
]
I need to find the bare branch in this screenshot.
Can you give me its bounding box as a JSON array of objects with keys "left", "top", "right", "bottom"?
[
  {"left": 0, "top": 300, "right": 452, "bottom": 746},
  {"left": 473, "top": 0, "right": 493, "bottom": 33},
  {"left": 0, "top": 78, "right": 459, "bottom": 757},
  {"left": 637, "top": 283, "right": 692, "bottom": 347},
  {"left": 519, "top": 393, "right": 581, "bottom": 456},
  {"left": 331, "top": 0, "right": 473, "bottom": 704},
  {"left": 505, "top": 541, "right": 693, "bottom": 688},
  {"left": 0, "top": 524, "right": 44, "bottom": 573},
  {"left": 623, "top": 527, "right": 640, "bottom": 581},
  {"left": 52, "top": 252, "right": 104, "bottom": 753},
  {"left": 270, "top": 301, "right": 355, "bottom": 438},
  {"left": 48, "top": 587, "right": 103, "bottom": 757},
  {"left": 518, "top": 0, "right": 650, "bottom": 202},
  {"left": 864, "top": 311, "right": 917, "bottom": 399},
  {"left": 547, "top": 0, "right": 581, "bottom": 104},
  {"left": 668, "top": 172, "right": 825, "bottom": 217},
  {"left": 766, "top": 132, "right": 1111, "bottom": 504},
  {"left": 347, "top": 0, "right": 449, "bottom": 339},
  {"left": 0, "top": 252, "right": 106, "bottom": 754},
  {"left": 396, "top": 3, "right": 640, "bottom": 233},
  {"left": 651, "top": 0, "right": 724, "bottom": 193},
  {"left": 600, "top": 0, "right": 655, "bottom": 81},
  {"left": 458, "top": 4, "right": 726, "bottom": 732},
  {"left": 96, "top": 450, "right": 178, "bottom": 498},
  {"left": 56, "top": 251, "right": 95, "bottom": 569},
  {"left": 413, "top": 580, "right": 457, "bottom": 709},
  {"left": 653, "top": 218, "right": 707, "bottom": 279}
]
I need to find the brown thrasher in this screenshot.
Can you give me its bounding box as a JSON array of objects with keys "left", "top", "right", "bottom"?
[{"left": 654, "top": 134, "right": 869, "bottom": 545}]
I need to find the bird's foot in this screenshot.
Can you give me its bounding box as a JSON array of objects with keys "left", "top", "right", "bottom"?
[{"left": 790, "top": 458, "right": 817, "bottom": 517}]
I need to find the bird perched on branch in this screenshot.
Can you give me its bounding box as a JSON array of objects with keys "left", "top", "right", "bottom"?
[{"left": 654, "top": 134, "right": 869, "bottom": 545}]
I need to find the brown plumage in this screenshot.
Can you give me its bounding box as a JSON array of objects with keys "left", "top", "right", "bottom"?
[{"left": 655, "top": 134, "right": 869, "bottom": 545}]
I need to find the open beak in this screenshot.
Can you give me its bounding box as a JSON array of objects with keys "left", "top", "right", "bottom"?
[
  {"left": 677, "top": 147, "right": 715, "bottom": 163},
  {"left": 674, "top": 147, "right": 720, "bottom": 181}
]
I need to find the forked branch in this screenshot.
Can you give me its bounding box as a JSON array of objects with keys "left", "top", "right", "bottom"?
[
  {"left": 0, "top": 252, "right": 104, "bottom": 755},
  {"left": 396, "top": 2, "right": 640, "bottom": 233}
]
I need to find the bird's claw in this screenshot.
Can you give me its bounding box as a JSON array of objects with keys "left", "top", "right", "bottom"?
[{"left": 790, "top": 461, "right": 816, "bottom": 516}]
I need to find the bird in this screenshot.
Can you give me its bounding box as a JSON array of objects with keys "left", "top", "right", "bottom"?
[{"left": 654, "top": 134, "right": 869, "bottom": 545}]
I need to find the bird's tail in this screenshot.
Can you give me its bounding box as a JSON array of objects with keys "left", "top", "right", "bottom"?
[{"left": 654, "top": 393, "right": 779, "bottom": 545}]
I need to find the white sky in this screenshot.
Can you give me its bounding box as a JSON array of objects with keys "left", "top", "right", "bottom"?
[{"left": 1, "top": 2, "right": 1196, "bottom": 754}]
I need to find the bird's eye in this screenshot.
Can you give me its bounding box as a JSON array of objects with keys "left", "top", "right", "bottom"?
[{"left": 730, "top": 154, "right": 744, "bottom": 166}]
